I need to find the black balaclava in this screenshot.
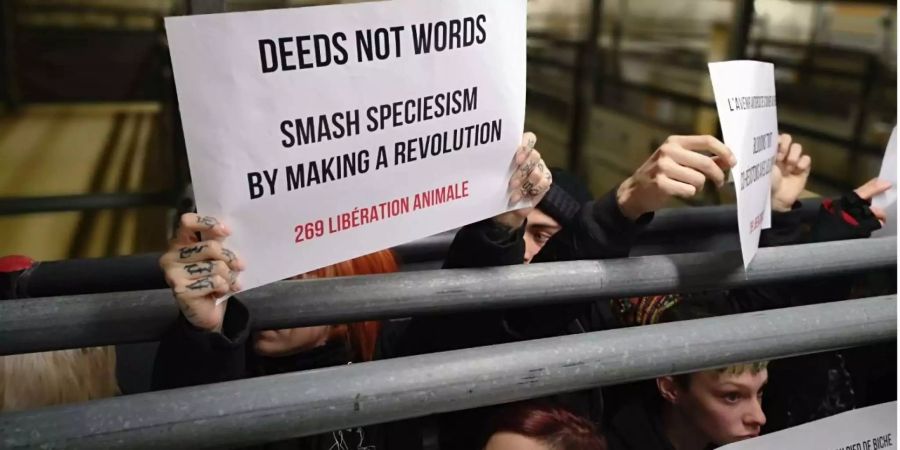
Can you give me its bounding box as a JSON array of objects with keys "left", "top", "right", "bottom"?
[{"left": 533, "top": 168, "right": 593, "bottom": 263}]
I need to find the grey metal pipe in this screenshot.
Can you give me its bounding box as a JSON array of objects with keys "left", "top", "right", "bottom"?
[
  {"left": 1, "top": 296, "right": 894, "bottom": 449},
  {"left": 0, "top": 200, "right": 823, "bottom": 299},
  {"left": 0, "top": 192, "right": 173, "bottom": 216},
  {"left": 0, "top": 238, "right": 894, "bottom": 355}
]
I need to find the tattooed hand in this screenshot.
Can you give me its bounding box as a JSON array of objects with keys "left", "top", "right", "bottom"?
[
  {"left": 159, "top": 213, "right": 245, "bottom": 332},
  {"left": 492, "top": 132, "right": 553, "bottom": 231}
]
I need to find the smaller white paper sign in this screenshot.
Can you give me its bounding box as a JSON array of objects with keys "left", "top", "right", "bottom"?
[
  {"left": 709, "top": 61, "right": 779, "bottom": 268},
  {"left": 719, "top": 402, "right": 897, "bottom": 450}
]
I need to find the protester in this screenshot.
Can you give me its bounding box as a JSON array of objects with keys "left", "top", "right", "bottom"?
[
  {"left": 0, "top": 347, "right": 119, "bottom": 412},
  {"left": 605, "top": 361, "right": 769, "bottom": 450},
  {"left": 379, "top": 131, "right": 740, "bottom": 448},
  {"left": 482, "top": 401, "right": 608, "bottom": 450},
  {"left": 152, "top": 226, "right": 397, "bottom": 449}
]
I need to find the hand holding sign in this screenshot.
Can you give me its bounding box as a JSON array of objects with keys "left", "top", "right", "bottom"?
[
  {"left": 159, "top": 214, "right": 244, "bottom": 332},
  {"left": 616, "top": 135, "right": 737, "bottom": 220},
  {"left": 165, "top": 0, "right": 527, "bottom": 292},
  {"left": 855, "top": 178, "right": 893, "bottom": 225},
  {"left": 770, "top": 134, "right": 812, "bottom": 212},
  {"left": 493, "top": 132, "right": 553, "bottom": 230}
]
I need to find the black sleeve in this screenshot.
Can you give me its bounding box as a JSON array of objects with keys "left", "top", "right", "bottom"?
[
  {"left": 442, "top": 219, "right": 526, "bottom": 269},
  {"left": 507, "top": 188, "right": 653, "bottom": 338},
  {"left": 533, "top": 188, "right": 653, "bottom": 264},
  {"left": 151, "top": 298, "right": 252, "bottom": 390},
  {"left": 727, "top": 193, "right": 883, "bottom": 313},
  {"left": 760, "top": 201, "right": 806, "bottom": 248},
  {"left": 577, "top": 187, "right": 654, "bottom": 259}
]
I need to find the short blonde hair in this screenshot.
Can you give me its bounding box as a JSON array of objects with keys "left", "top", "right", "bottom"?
[
  {"left": 0, "top": 347, "right": 119, "bottom": 412},
  {"left": 715, "top": 361, "right": 769, "bottom": 377},
  {"left": 673, "top": 361, "right": 769, "bottom": 388}
]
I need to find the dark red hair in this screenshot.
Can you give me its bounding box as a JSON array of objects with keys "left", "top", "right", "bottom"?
[
  {"left": 485, "top": 401, "right": 607, "bottom": 450},
  {"left": 293, "top": 250, "right": 399, "bottom": 362}
]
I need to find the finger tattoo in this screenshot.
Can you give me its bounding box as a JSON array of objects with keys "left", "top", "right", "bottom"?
[
  {"left": 521, "top": 180, "right": 535, "bottom": 196},
  {"left": 221, "top": 248, "right": 236, "bottom": 263},
  {"left": 528, "top": 186, "right": 544, "bottom": 196},
  {"left": 520, "top": 160, "right": 538, "bottom": 177},
  {"left": 197, "top": 215, "right": 220, "bottom": 230},
  {"left": 184, "top": 261, "right": 214, "bottom": 276},
  {"left": 527, "top": 136, "right": 536, "bottom": 149},
  {"left": 179, "top": 244, "right": 207, "bottom": 260},
  {"left": 186, "top": 278, "right": 214, "bottom": 291}
]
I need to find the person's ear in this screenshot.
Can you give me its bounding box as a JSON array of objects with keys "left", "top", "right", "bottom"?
[{"left": 657, "top": 376, "right": 681, "bottom": 404}]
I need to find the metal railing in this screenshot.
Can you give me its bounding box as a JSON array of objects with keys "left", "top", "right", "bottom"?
[
  {"left": 1, "top": 295, "right": 894, "bottom": 449},
  {"left": 2, "top": 200, "right": 824, "bottom": 298},
  {"left": 0, "top": 192, "right": 174, "bottom": 216},
  {"left": 0, "top": 237, "right": 894, "bottom": 356}
]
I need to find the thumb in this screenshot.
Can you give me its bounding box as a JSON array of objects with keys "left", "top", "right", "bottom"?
[{"left": 855, "top": 178, "right": 893, "bottom": 201}]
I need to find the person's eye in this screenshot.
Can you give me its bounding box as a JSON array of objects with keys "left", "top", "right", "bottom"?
[
  {"left": 537, "top": 233, "right": 552, "bottom": 244},
  {"left": 722, "top": 392, "right": 741, "bottom": 403}
]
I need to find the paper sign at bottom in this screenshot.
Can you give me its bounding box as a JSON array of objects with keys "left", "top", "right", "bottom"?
[{"left": 719, "top": 402, "right": 897, "bottom": 450}]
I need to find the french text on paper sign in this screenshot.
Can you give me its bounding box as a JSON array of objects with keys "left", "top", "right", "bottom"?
[
  {"left": 836, "top": 432, "right": 894, "bottom": 450},
  {"left": 295, "top": 180, "right": 470, "bottom": 244}
]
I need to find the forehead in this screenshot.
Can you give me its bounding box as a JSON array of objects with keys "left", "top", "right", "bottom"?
[
  {"left": 692, "top": 368, "right": 769, "bottom": 389},
  {"left": 527, "top": 209, "right": 561, "bottom": 229},
  {"left": 485, "top": 432, "right": 548, "bottom": 450}
]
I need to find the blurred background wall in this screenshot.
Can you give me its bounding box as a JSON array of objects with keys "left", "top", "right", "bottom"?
[{"left": 0, "top": 0, "right": 895, "bottom": 261}]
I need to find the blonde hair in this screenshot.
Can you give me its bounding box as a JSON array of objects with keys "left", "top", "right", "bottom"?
[
  {"left": 0, "top": 347, "right": 119, "bottom": 412},
  {"left": 673, "top": 361, "right": 769, "bottom": 388},
  {"left": 715, "top": 361, "right": 769, "bottom": 377}
]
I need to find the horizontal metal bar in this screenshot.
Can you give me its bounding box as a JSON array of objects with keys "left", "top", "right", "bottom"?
[
  {"left": 0, "top": 238, "right": 893, "bottom": 355},
  {"left": 0, "top": 192, "right": 173, "bottom": 216},
  {"left": 4, "top": 200, "right": 823, "bottom": 296},
  {"left": 1, "top": 296, "right": 894, "bottom": 449}
]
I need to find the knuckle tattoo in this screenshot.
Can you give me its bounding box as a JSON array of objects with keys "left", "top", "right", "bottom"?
[
  {"left": 178, "top": 244, "right": 207, "bottom": 260},
  {"left": 186, "top": 277, "right": 214, "bottom": 291},
  {"left": 184, "top": 261, "right": 214, "bottom": 276},
  {"left": 197, "top": 215, "right": 219, "bottom": 230},
  {"left": 221, "top": 248, "right": 236, "bottom": 263}
]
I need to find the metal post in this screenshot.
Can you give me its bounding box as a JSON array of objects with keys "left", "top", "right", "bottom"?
[
  {"left": 0, "top": 238, "right": 894, "bottom": 355},
  {"left": 566, "top": 0, "right": 603, "bottom": 179},
  {"left": 729, "top": 0, "right": 755, "bottom": 60},
  {"left": 1, "top": 0, "right": 20, "bottom": 112},
  {"left": 188, "top": 0, "right": 226, "bottom": 15},
  {"left": 1, "top": 296, "right": 894, "bottom": 449}
]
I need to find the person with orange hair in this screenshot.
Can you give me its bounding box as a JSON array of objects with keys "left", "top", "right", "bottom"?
[
  {"left": 482, "top": 401, "right": 608, "bottom": 450},
  {"left": 152, "top": 213, "right": 396, "bottom": 449}
]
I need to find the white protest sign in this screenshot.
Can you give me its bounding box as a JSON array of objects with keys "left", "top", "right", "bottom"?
[
  {"left": 719, "top": 401, "right": 897, "bottom": 450},
  {"left": 165, "top": 0, "right": 526, "bottom": 292},
  {"left": 709, "top": 61, "right": 779, "bottom": 268},
  {"left": 872, "top": 126, "right": 897, "bottom": 239}
]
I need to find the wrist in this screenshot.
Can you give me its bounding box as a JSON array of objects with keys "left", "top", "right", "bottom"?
[
  {"left": 616, "top": 178, "right": 645, "bottom": 221},
  {"left": 492, "top": 211, "right": 526, "bottom": 231},
  {"left": 771, "top": 196, "right": 794, "bottom": 213}
]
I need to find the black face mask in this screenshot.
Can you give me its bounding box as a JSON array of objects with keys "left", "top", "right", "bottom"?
[{"left": 530, "top": 227, "right": 580, "bottom": 264}]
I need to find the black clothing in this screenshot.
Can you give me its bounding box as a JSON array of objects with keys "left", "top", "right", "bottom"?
[
  {"left": 605, "top": 396, "right": 675, "bottom": 450},
  {"left": 152, "top": 299, "right": 378, "bottom": 450},
  {"left": 383, "top": 188, "right": 651, "bottom": 449}
]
